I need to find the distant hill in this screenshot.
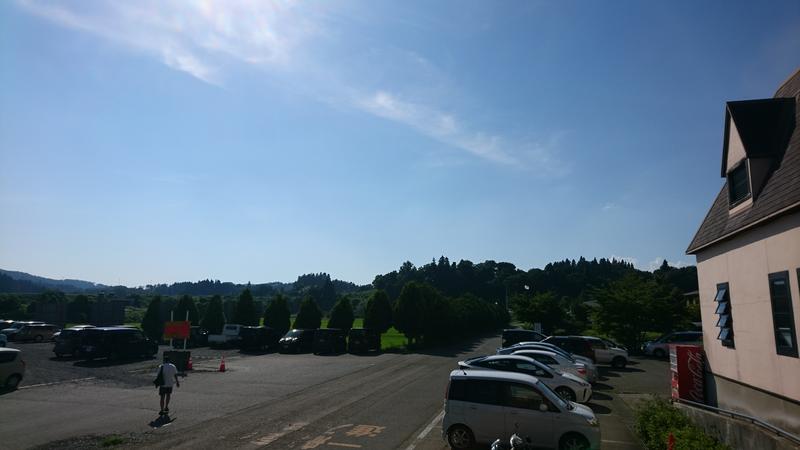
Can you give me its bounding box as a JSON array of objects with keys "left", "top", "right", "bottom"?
[{"left": 0, "top": 269, "right": 107, "bottom": 293}]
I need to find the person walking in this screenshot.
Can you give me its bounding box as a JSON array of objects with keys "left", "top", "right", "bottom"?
[{"left": 154, "top": 355, "right": 180, "bottom": 415}]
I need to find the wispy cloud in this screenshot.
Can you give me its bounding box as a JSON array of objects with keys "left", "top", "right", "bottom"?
[
  {"left": 601, "top": 202, "right": 617, "bottom": 212},
  {"left": 610, "top": 254, "right": 639, "bottom": 267},
  {"left": 17, "top": 0, "right": 566, "bottom": 171}
]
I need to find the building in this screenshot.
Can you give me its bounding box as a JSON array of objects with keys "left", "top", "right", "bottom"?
[{"left": 686, "top": 68, "right": 800, "bottom": 435}]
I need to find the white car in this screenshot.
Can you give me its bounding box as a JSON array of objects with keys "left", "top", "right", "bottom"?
[
  {"left": 512, "top": 349, "right": 589, "bottom": 382},
  {"left": 499, "top": 342, "right": 599, "bottom": 384},
  {"left": 0, "top": 347, "right": 25, "bottom": 390},
  {"left": 582, "top": 336, "right": 628, "bottom": 368},
  {"left": 442, "top": 369, "right": 600, "bottom": 450},
  {"left": 458, "top": 354, "right": 593, "bottom": 403}
]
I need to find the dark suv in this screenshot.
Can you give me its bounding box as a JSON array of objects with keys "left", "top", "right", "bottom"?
[
  {"left": 278, "top": 329, "right": 315, "bottom": 353},
  {"left": 79, "top": 327, "right": 158, "bottom": 361},
  {"left": 239, "top": 326, "right": 280, "bottom": 351},
  {"left": 313, "top": 329, "right": 347, "bottom": 355},
  {"left": 501, "top": 329, "right": 547, "bottom": 348},
  {"left": 53, "top": 326, "right": 95, "bottom": 357},
  {"left": 348, "top": 328, "right": 380, "bottom": 353},
  {"left": 543, "top": 336, "right": 596, "bottom": 362}
]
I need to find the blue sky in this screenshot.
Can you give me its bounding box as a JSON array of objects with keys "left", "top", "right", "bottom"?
[{"left": 1, "top": 1, "right": 799, "bottom": 286}]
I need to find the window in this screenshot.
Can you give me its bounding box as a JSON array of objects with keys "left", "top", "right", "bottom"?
[
  {"left": 531, "top": 354, "right": 558, "bottom": 365},
  {"left": 714, "top": 283, "right": 734, "bottom": 348},
  {"left": 727, "top": 162, "right": 751, "bottom": 206},
  {"left": 506, "top": 383, "right": 546, "bottom": 410},
  {"left": 515, "top": 362, "right": 551, "bottom": 378},
  {"left": 768, "top": 272, "right": 798, "bottom": 357},
  {"left": 453, "top": 380, "right": 504, "bottom": 406}
]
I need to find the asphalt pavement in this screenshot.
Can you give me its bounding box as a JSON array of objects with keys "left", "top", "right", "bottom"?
[{"left": 0, "top": 337, "right": 669, "bottom": 450}]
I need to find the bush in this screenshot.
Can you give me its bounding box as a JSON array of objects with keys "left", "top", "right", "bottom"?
[
  {"left": 293, "top": 297, "right": 322, "bottom": 329},
  {"left": 263, "top": 294, "right": 291, "bottom": 336},
  {"left": 327, "top": 296, "right": 355, "bottom": 332},
  {"left": 634, "top": 396, "right": 728, "bottom": 450}
]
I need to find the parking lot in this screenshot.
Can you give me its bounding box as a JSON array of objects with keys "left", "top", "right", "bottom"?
[{"left": 0, "top": 336, "right": 669, "bottom": 450}]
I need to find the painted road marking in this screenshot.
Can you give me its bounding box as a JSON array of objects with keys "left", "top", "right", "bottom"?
[
  {"left": 404, "top": 409, "right": 445, "bottom": 450},
  {"left": 301, "top": 424, "right": 385, "bottom": 449},
  {"left": 19, "top": 377, "right": 96, "bottom": 389},
  {"left": 251, "top": 422, "right": 308, "bottom": 446},
  {"left": 328, "top": 443, "right": 361, "bottom": 448}
]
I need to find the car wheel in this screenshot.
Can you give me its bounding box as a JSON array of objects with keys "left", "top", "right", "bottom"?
[
  {"left": 653, "top": 348, "right": 666, "bottom": 359},
  {"left": 34, "top": 335, "right": 44, "bottom": 343},
  {"left": 5, "top": 374, "right": 22, "bottom": 390},
  {"left": 556, "top": 387, "right": 577, "bottom": 402},
  {"left": 447, "top": 425, "right": 475, "bottom": 450},
  {"left": 612, "top": 356, "right": 627, "bottom": 369},
  {"left": 559, "top": 433, "right": 589, "bottom": 450}
]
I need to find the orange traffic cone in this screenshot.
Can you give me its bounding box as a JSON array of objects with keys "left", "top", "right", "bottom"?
[
  {"left": 219, "top": 356, "right": 226, "bottom": 372},
  {"left": 187, "top": 357, "right": 193, "bottom": 371}
]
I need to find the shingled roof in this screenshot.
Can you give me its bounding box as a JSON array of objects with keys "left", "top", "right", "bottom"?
[{"left": 687, "top": 68, "right": 800, "bottom": 254}]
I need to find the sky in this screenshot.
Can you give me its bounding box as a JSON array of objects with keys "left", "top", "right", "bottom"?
[{"left": 1, "top": 1, "right": 799, "bottom": 287}]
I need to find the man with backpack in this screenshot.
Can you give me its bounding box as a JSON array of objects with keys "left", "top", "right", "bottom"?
[{"left": 154, "top": 355, "right": 180, "bottom": 415}]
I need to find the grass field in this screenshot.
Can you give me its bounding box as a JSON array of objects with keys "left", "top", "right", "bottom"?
[{"left": 319, "top": 317, "right": 406, "bottom": 351}]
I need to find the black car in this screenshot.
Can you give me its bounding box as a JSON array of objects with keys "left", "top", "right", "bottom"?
[
  {"left": 313, "top": 328, "right": 347, "bottom": 355},
  {"left": 543, "top": 336, "right": 596, "bottom": 362},
  {"left": 78, "top": 327, "right": 158, "bottom": 360},
  {"left": 172, "top": 326, "right": 209, "bottom": 349},
  {"left": 348, "top": 328, "right": 380, "bottom": 353},
  {"left": 239, "top": 326, "right": 280, "bottom": 351},
  {"left": 501, "top": 329, "right": 548, "bottom": 348},
  {"left": 53, "top": 326, "right": 95, "bottom": 357},
  {"left": 278, "top": 329, "right": 315, "bottom": 353}
]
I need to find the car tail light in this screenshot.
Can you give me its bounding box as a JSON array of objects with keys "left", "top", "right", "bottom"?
[{"left": 578, "top": 367, "right": 586, "bottom": 375}]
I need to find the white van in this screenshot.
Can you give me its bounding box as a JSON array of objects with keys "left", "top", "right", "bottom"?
[{"left": 443, "top": 369, "right": 600, "bottom": 450}]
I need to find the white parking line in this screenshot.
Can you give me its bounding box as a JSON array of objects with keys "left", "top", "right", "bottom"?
[
  {"left": 19, "top": 377, "right": 96, "bottom": 390},
  {"left": 251, "top": 422, "right": 308, "bottom": 446},
  {"left": 404, "top": 409, "right": 445, "bottom": 450}
]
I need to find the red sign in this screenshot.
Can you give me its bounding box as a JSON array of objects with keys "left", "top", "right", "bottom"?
[
  {"left": 670, "top": 344, "right": 705, "bottom": 402},
  {"left": 163, "top": 321, "right": 191, "bottom": 339}
]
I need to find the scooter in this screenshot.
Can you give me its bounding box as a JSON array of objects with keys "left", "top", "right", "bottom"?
[{"left": 490, "top": 433, "right": 534, "bottom": 450}]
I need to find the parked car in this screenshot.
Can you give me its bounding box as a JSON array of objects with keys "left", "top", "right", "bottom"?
[
  {"left": 0, "top": 347, "right": 25, "bottom": 390},
  {"left": 78, "top": 327, "right": 158, "bottom": 361},
  {"left": 313, "top": 328, "right": 347, "bottom": 354},
  {"left": 208, "top": 324, "right": 244, "bottom": 348},
  {"left": 443, "top": 369, "right": 600, "bottom": 450},
  {"left": 501, "top": 329, "right": 547, "bottom": 348},
  {"left": 348, "top": 328, "right": 380, "bottom": 353},
  {"left": 458, "top": 355, "right": 592, "bottom": 403},
  {"left": 497, "top": 343, "right": 598, "bottom": 383},
  {"left": 0, "top": 334, "right": 6, "bottom": 347},
  {"left": 600, "top": 337, "right": 626, "bottom": 351},
  {"left": 0, "top": 320, "right": 14, "bottom": 331},
  {"left": 239, "top": 326, "right": 279, "bottom": 351},
  {"left": 511, "top": 350, "right": 589, "bottom": 382},
  {"left": 543, "top": 336, "right": 596, "bottom": 362},
  {"left": 279, "top": 329, "right": 315, "bottom": 353},
  {"left": 642, "top": 331, "right": 703, "bottom": 358},
  {"left": 172, "top": 326, "right": 209, "bottom": 349},
  {"left": 52, "top": 324, "right": 94, "bottom": 341},
  {"left": 0, "top": 321, "right": 44, "bottom": 340},
  {"left": 582, "top": 336, "right": 628, "bottom": 368},
  {"left": 5, "top": 324, "right": 60, "bottom": 342},
  {"left": 53, "top": 326, "right": 96, "bottom": 357}
]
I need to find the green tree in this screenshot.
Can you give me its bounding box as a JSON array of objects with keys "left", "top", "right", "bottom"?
[
  {"left": 327, "top": 296, "right": 355, "bottom": 332},
  {"left": 263, "top": 294, "right": 291, "bottom": 336},
  {"left": 363, "top": 290, "right": 393, "bottom": 333},
  {"left": 393, "top": 282, "right": 426, "bottom": 345},
  {"left": 174, "top": 294, "right": 200, "bottom": 325},
  {"left": 67, "top": 294, "right": 91, "bottom": 323},
  {"left": 233, "top": 288, "right": 259, "bottom": 326},
  {"left": 510, "top": 291, "right": 567, "bottom": 335},
  {"left": 201, "top": 295, "right": 225, "bottom": 334},
  {"left": 293, "top": 297, "right": 322, "bottom": 329},
  {"left": 141, "top": 295, "right": 164, "bottom": 342}
]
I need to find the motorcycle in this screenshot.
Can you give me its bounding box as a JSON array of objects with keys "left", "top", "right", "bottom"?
[{"left": 490, "top": 433, "right": 534, "bottom": 450}]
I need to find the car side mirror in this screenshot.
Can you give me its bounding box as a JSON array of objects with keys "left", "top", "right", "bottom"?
[{"left": 539, "top": 403, "right": 548, "bottom": 412}]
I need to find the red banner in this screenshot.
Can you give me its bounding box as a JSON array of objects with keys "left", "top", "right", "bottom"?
[{"left": 163, "top": 321, "right": 191, "bottom": 339}]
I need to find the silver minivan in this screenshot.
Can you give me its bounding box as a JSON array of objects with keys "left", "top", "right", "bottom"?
[{"left": 443, "top": 369, "right": 600, "bottom": 450}]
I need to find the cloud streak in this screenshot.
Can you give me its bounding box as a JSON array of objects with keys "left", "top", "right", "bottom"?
[{"left": 17, "top": 0, "right": 565, "bottom": 172}]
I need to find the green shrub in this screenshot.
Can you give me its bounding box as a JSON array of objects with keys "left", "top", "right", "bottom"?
[
  {"left": 101, "top": 435, "right": 126, "bottom": 447},
  {"left": 634, "top": 396, "right": 729, "bottom": 450}
]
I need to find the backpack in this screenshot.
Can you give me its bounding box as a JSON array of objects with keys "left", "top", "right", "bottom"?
[{"left": 153, "top": 365, "right": 164, "bottom": 387}]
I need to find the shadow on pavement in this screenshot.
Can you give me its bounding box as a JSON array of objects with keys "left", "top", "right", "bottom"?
[
  {"left": 149, "top": 414, "right": 176, "bottom": 428},
  {"left": 593, "top": 382, "right": 613, "bottom": 391},
  {"left": 591, "top": 392, "right": 612, "bottom": 401},
  {"left": 74, "top": 356, "right": 155, "bottom": 368},
  {"left": 415, "top": 333, "right": 498, "bottom": 358},
  {"left": 586, "top": 402, "right": 612, "bottom": 415}
]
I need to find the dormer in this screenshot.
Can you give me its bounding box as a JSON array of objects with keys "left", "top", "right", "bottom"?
[{"left": 721, "top": 98, "right": 795, "bottom": 214}]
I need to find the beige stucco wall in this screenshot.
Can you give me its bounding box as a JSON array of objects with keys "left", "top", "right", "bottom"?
[
  {"left": 695, "top": 211, "right": 800, "bottom": 403},
  {"left": 726, "top": 117, "right": 747, "bottom": 171}
]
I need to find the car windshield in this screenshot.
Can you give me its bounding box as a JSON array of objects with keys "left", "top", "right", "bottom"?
[
  {"left": 536, "top": 380, "right": 571, "bottom": 410},
  {"left": 286, "top": 330, "right": 305, "bottom": 337}
]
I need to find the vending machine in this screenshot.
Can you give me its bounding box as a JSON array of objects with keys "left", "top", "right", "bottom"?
[{"left": 670, "top": 344, "right": 704, "bottom": 403}]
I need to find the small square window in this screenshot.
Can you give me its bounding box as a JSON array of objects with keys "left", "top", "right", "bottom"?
[
  {"left": 715, "top": 287, "right": 728, "bottom": 302},
  {"left": 716, "top": 314, "right": 730, "bottom": 327},
  {"left": 718, "top": 328, "right": 732, "bottom": 341},
  {"left": 715, "top": 301, "right": 730, "bottom": 315}
]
